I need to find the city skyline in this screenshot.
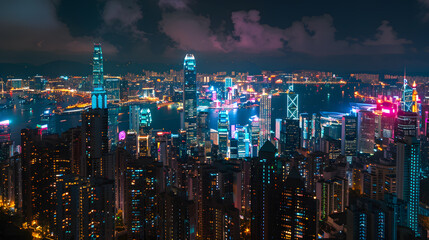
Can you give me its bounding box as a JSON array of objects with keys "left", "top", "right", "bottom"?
[{"left": 2, "top": 1, "right": 429, "bottom": 239}]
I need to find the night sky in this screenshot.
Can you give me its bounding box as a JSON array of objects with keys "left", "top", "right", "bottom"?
[{"left": 2, "top": 0, "right": 429, "bottom": 73}]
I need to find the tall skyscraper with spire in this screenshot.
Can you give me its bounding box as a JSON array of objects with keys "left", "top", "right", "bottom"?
[
  {"left": 183, "top": 54, "right": 197, "bottom": 146},
  {"left": 91, "top": 43, "right": 107, "bottom": 109},
  {"left": 81, "top": 43, "right": 109, "bottom": 178},
  {"left": 401, "top": 75, "right": 413, "bottom": 113}
]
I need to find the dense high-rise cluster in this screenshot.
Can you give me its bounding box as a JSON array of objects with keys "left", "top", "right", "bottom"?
[{"left": 1, "top": 44, "right": 429, "bottom": 240}]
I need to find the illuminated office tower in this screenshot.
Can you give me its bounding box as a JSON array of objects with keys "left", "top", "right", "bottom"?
[
  {"left": 225, "top": 77, "right": 233, "bottom": 89},
  {"left": 422, "top": 104, "right": 429, "bottom": 136},
  {"left": 125, "top": 131, "right": 138, "bottom": 158},
  {"left": 139, "top": 108, "right": 152, "bottom": 133},
  {"left": 108, "top": 107, "right": 119, "bottom": 147},
  {"left": 357, "top": 110, "right": 375, "bottom": 154},
  {"left": 249, "top": 115, "right": 260, "bottom": 157},
  {"left": 259, "top": 93, "right": 272, "bottom": 143},
  {"left": 235, "top": 125, "right": 249, "bottom": 158},
  {"left": 218, "top": 110, "right": 229, "bottom": 157},
  {"left": 105, "top": 77, "right": 120, "bottom": 102},
  {"left": 29, "top": 75, "right": 46, "bottom": 91},
  {"left": 0, "top": 120, "right": 10, "bottom": 143},
  {"left": 197, "top": 111, "right": 209, "bottom": 147},
  {"left": 401, "top": 77, "right": 413, "bottom": 112},
  {"left": 311, "top": 113, "right": 322, "bottom": 151},
  {"left": 280, "top": 119, "right": 300, "bottom": 156},
  {"left": 411, "top": 81, "right": 420, "bottom": 113},
  {"left": 299, "top": 113, "right": 311, "bottom": 149},
  {"left": 155, "top": 131, "right": 174, "bottom": 166},
  {"left": 183, "top": 54, "right": 197, "bottom": 146},
  {"left": 341, "top": 116, "right": 357, "bottom": 163},
  {"left": 229, "top": 138, "right": 238, "bottom": 159},
  {"left": 279, "top": 168, "right": 317, "bottom": 239},
  {"left": 287, "top": 84, "right": 299, "bottom": 120},
  {"left": 396, "top": 111, "right": 418, "bottom": 140},
  {"left": 0, "top": 120, "right": 12, "bottom": 162},
  {"left": 129, "top": 105, "right": 141, "bottom": 132},
  {"left": 91, "top": 43, "right": 107, "bottom": 109},
  {"left": 92, "top": 43, "right": 104, "bottom": 87},
  {"left": 396, "top": 136, "right": 420, "bottom": 237},
  {"left": 82, "top": 43, "right": 109, "bottom": 179},
  {"left": 225, "top": 77, "right": 233, "bottom": 100}
]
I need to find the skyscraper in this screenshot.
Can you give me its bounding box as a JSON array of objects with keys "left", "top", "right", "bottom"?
[
  {"left": 81, "top": 109, "right": 109, "bottom": 178},
  {"left": 396, "top": 136, "right": 420, "bottom": 237},
  {"left": 249, "top": 115, "right": 260, "bottom": 157},
  {"left": 287, "top": 84, "right": 299, "bottom": 120},
  {"left": 218, "top": 110, "right": 229, "bottom": 157},
  {"left": 341, "top": 115, "right": 357, "bottom": 162},
  {"left": 396, "top": 110, "right": 418, "bottom": 140},
  {"left": 401, "top": 77, "right": 413, "bottom": 112},
  {"left": 280, "top": 119, "right": 300, "bottom": 156},
  {"left": 357, "top": 110, "right": 375, "bottom": 154},
  {"left": 183, "top": 54, "right": 197, "bottom": 146},
  {"left": 82, "top": 43, "right": 109, "bottom": 178},
  {"left": 271, "top": 92, "right": 288, "bottom": 132},
  {"left": 259, "top": 93, "right": 272, "bottom": 143},
  {"left": 92, "top": 43, "right": 104, "bottom": 87}
]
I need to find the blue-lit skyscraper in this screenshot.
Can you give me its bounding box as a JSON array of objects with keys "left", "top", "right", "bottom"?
[
  {"left": 183, "top": 54, "right": 197, "bottom": 146},
  {"left": 218, "top": 110, "right": 229, "bottom": 157},
  {"left": 401, "top": 77, "right": 413, "bottom": 112},
  {"left": 396, "top": 136, "right": 420, "bottom": 237},
  {"left": 91, "top": 43, "right": 107, "bottom": 109},
  {"left": 82, "top": 43, "right": 109, "bottom": 178},
  {"left": 249, "top": 115, "right": 260, "bottom": 157},
  {"left": 93, "top": 43, "right": 104, "bottom": 87}
]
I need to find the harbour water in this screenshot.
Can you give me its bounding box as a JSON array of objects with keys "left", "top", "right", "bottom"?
[{"left": 0, "top": 84, "right": 356, "bottom": 144}]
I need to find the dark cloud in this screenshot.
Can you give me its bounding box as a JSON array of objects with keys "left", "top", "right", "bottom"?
[
  {"left": 103, "top": 0, "right": 145, "bottom": 39},
  {"left": 0, "top": 0, "right": 117, "bottom": 61},
  {"left": 159, "top": 0, "right": 190, "bottom": 10}
]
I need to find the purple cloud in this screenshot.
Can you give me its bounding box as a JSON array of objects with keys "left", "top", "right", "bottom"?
[
  {"left": 160, "top": 9, "right": 412, "bottom": 56},
  {"left": 225, "top": 10, "right": 287, "bottom": 52},
  {"left": 159, "top": 12, "right": 225, "bottom": 52}
]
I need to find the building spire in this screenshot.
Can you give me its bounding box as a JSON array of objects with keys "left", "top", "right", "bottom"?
[{"left": 404, "top": 66, "right": 407, "bottom": 89}]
